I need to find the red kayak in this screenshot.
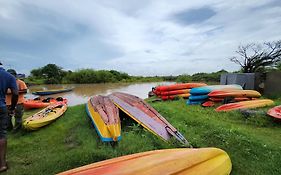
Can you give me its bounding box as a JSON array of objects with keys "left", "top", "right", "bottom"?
[
  {"left": 267, "top": 105, "right": 281, "bottom": 119},
  {"left": 154, "top": 83, "right": 207, "bottom": 94},
  {"left": 161, "top": 93, "right": 190, "bottom": 101},
  {"left": 23, "top": 97, "right": 67, "bottom": 110},
  {"left": 160, "top": 89, "right": 190, "bottom": 96}
]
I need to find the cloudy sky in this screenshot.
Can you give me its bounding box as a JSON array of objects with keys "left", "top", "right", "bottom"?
[{"left": 0, "top": 0, "right": 280, "bottom": 75}]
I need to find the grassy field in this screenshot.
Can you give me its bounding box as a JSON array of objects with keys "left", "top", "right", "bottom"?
[{"left": 3, "top": 98, "right": 281, "bottom": 175}]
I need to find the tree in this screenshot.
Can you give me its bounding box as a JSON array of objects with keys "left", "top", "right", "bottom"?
[
  {"left": 230, "top": 40, "right": 281, "bottom": 73},
  {"left": 30, "top": 64, "right": 66, "bottom": 84}
]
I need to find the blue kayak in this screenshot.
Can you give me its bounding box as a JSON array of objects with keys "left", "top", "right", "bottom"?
[
  {"left": 32, "top": 88, "right": 73, "bottom": 95},
  {"left": 189, "top": 95, "right": 209, "bottom": 101},
  {"left": 186, "top": 99, "right": 206, "bottom": 105},
  {"left": 190, "top": 85, "right": 242, "bottom": 95}
]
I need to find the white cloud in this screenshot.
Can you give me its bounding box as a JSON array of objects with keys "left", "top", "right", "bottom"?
[{"left": 0, "top": 0, "right": 280, "bottom": 75}]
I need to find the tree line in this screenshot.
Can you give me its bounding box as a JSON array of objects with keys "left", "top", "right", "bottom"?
[
  {"left": 27, "top": 64, "right": 231, "bottom": 84},
  {"left": 26, "top": 40, "right": 281, "bottom": 84}
]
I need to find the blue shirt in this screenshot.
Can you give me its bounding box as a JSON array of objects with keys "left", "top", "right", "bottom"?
[{"left": 0, "top": 67, "right": 18, "bottom": 107}]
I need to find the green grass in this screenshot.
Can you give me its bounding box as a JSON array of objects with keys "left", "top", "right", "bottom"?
[{"left": 4, "top": 99, "right": 281, "bottom": 174}]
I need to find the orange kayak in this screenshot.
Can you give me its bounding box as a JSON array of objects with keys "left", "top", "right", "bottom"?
[
  {"left": 23, "top": 97, "right": 67, "bottom": 110},
  {"left": 208, "top": 90, "right": 261, "bottom": 98},
  {"left": 161, "top": 93, "right": 190, "bottom": 100},
  {"left": 155, "top": 83, "right": 207, "bottom": 93},
  {"left": 209, "top": 97, "right": 255, "bottom": 102},
  {"left": 58, "top": 148, "right": 232, "bottom": 175},
  {"left": 160, "top": 89, "right": 190, "bottom": 96},
  {"left": 267, "top": 105, "right": 281, "bottom": 119},
  {"left": 216, "top": 99, "right": 274, "bottom": 112}
]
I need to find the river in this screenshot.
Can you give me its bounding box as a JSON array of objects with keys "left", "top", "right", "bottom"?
[{"left": 26, "top": 82, "right": 172, "bottom": 106}]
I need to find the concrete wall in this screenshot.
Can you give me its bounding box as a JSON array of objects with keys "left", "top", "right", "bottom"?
[{"left": 264, "top": 72, "right": 281, "bottom": 96}]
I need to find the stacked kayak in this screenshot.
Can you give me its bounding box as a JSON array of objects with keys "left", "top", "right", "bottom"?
[
  {"left": 216, "top": 99, "right": 274, "bottom": 112},
  {"left": 23, "top": 97, "right": 67, "bottom": 110},
  {"left": 58, "top": 147, "right": 232, "bottom": 175},
  {"left": 86, "top": 95, "right": 121, "bottom": 142},
  {"left": 32, "top": 88, "right": 73, "bottom": 96},
  {"left": 23, "top": 100, "right": 68, "bottom": 130},
  {"left": 187, "top": 85, "right": 243, "bottom": 105},
  {"left": 267, "top": 105, "right": 281, "bottom": 120},
  {"left": 109, "top": 92, "right": 189, "bottom": 145},
  {"left": 153, "top": 83, "right": 207, "bottom": 101}
]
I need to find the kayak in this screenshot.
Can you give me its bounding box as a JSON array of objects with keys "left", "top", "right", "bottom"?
[
  {"left": 216, "top": 99, "right": 274, "bottom": 112},
  {"left": 190, "top": 85, "right": 242, "bottom": 95},
  {"left": 202, "top": 101, "right": 215, "bottom": 107},
  {"left": 267, "top": 105, "right": 281, "bottom": 119},
  {"left": 58, "top": 147, "right": 232, "bottom": 175},
  {"left": 161, "top": 93, "right": 190, "bottom": 101},
  {"left": 160, "top": 89, "right": 190, "bottom": 96},
  {"left": 209, "top": 97, "right": 253, "bottom": 102},
  {"left": 23, "top": 101, "right": 67, "bottom": 130},
  {"left": 154, "top": 83, "right": 207, "bottom": 94},
  {"left": 187, "top": 99, "right": 206, "bottom": 105},
  {"left": 86, "top": 95, "right": 121, "bottom": 142},
  {"left": 208, "top": 90, "right": 261, "bottom": 98},
  {"left": 23, "top": 97, "right": 67, "bottom": 110},
  {"left": 109, "top": 92, "right": 189, "bottom": 145},
  {"left": 32, "top": 88, "right": 73, "bottom": 95},
  {"left": 189, "top": 95, "right": 209, "bottom": 101}
]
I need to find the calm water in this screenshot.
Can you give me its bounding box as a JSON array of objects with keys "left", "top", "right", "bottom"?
[{"left": 26, "top": 82, "right": 172, "bottom": 106}]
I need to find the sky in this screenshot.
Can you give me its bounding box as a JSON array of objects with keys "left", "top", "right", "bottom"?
[{"left": 0, "top": 0, "right": 281, "bottom": 76}]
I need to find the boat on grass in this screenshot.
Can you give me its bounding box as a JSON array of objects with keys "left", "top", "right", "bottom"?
[
  {"left": 58, "top": 147, "right": 232, "bottom": 175},
  {"left": 109, "top": 92, "right": 189, "bottom": 145},
  {"left": 86, "top": 95, "right": 121, "bottom": 142}
]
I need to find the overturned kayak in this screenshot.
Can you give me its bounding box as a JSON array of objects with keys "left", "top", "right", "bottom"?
[
  {"left": 208, "top": 90, "right": 261, "bottom": 98},
  {"left": 23, "top": 97, "right": 67, "bottom": 110},
  {"left": 32, "top": 88, "right": 73, "bottom": 96},
  {"left": 161, "top": 93, "right": 190, "bottom": 101},
  {"left": 216, "top": 99, "right": 274, "bottom": 112},
  {"left": 86, "top": 95, "right": 121, "bottom": 142},
  {"left": 154, "top": 83, "right": 207, "bottom": 93},
  {"left": 23, "top": 101, "right": 67, "bottom": 130},
  {"left": 109, "top": 92, "right": 189, "bottom": 145},
  {"left": 58, "top": 147, "right": 232, "bottom": 175},
  {"left": 190, "top": 85, "right": 243, "bottom": 95},
  {"left": 160, "top": 89, "right": 190, "bottom": 96},
  {"left": 267, "top": 105, "right": 281, "bottom": 120}
]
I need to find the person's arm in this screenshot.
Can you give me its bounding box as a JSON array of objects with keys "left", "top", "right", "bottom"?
[
  {"left": 10, "top": 88, "right": 18, "bottom": 110},
  {"left": 9, "top": 77, "right": 18, "bottom": 110}
]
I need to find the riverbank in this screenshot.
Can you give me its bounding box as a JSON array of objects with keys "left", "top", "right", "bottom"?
[{"left": 5, "top": 99, "right": 281, "bottom": 174}]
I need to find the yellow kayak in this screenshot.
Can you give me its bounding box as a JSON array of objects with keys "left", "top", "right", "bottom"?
[
  {"left": 216, "top": 99, "right": 274, "bottom": 111},
  {"left": 58, "top": 147, "right": 232, "bottom": 175},
  {"left": 208, "top": 89, "right": 261, "bottom": 98},
  {"left": 23, "top": 102, "right": 67, "bottom": 130},
  {"left": 86, "top": 95, "right": 121, "bottom": 142}
]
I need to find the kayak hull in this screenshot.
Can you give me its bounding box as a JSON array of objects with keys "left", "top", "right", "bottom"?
[
  {"left": 216, "top": 99, "right": 274, "bottom": 112},
  {"left": 109, "top": 92, "right": 188, "bottom": 145},
  {"left": 267, "top": 105, "right": 281, "bottom": 119},
  {"left": 190, "top": 85, "right": 242, "bottom": 95},
  {"left": 58, "top": 148, "right": 232, "bottom": 175},
  {"left": 208, "top": 90, "right": 261, "bottom": 98},
  {"left": 86, "top": 96, "right": 121, "bottom": 142}
]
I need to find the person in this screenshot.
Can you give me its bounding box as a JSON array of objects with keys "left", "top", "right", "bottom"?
[
  {"left": 0, "top": 62, "right": 18, "bottom": 172},
  {"left": 5, "top": 69, "right": 27, "bottom": 131}
]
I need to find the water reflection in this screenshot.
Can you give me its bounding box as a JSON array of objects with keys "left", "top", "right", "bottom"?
[{"left": 26, "top": 82, "right": 171, "bottom": 106}]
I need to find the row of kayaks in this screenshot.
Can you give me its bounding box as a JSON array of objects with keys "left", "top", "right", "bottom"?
[
  {"left": 86, "top": 92, "right": 189, "bottom": 145},
  {"left": 153, "top": 83, "right": 280, "bottom": 119}
]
